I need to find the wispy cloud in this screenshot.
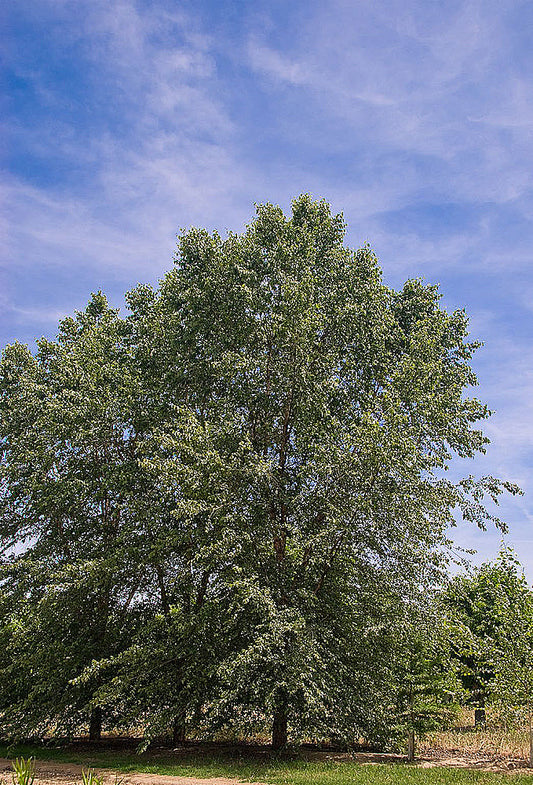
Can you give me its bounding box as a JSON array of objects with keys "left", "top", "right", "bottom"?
[
  {"left": 8, "top": 306, "right": 68, "bottom": 324},
  {"left": 4, "top": 0, "right": 533, "bottom": 572},
  {"left": 247, "top": 0, "right": 533, "bottom": 210},
  {"left": 4, "top": 0, "right": 254, "bottom": 286}
]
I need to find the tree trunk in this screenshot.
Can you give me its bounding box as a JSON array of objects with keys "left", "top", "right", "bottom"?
[
  {"left": 272, "top": 705, "right": 288, "bottom": 750},
  {"left": 89, "top": 706, "right": 102, "bottom": 741},
  {"left": 474, "top": 708, "right": 486, "bottom": 728},
  {"left": 407, "top": 729, "right": 415, "bottom": 762},
  {"left": 172, "top": 716, "right": 186, "bottom": 746},
  {"left": 528, "top": 704, "right": 533, "bottom": 769}
]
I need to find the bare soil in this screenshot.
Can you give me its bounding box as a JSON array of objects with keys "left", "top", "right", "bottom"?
[{"left": 0, "top": 759, "right": 263, "bottom": 785}]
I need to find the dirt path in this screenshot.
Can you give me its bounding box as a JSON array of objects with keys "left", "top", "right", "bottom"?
[
  {"left": 342, "top": 751, "right": 528, "bottom": 772},
  {"left": 0, "top": 759, "right": 264, "bottom": 785}
]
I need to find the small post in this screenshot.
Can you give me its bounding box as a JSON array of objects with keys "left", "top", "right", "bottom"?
[{"left": 528, "top": 703, "right": 533, "bottom": 769}]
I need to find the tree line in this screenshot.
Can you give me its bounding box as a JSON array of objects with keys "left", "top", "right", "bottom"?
[{"left": 0, "top": 196, "right": 527, "bottom": 756}]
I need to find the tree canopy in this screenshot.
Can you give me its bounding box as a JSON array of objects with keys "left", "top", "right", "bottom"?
[{"left": 0, "top": 195, "right": 519, "bottom": 749}]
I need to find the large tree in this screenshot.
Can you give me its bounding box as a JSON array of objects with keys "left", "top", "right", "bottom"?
[
  {"left": 0, "top": 195, "right": 517, "bottom": 748},
  {"left": 121, "top": 194, "right": 517, "bottom": 747}
]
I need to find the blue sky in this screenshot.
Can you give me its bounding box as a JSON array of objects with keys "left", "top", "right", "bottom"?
[{"left": 3, "top": 0, "right": 533, "bottom": 576}]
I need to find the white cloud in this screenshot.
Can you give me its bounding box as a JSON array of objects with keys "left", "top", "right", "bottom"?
[
  {"left": 9, "top": 306, "right": 68, "bottom": 324},
  {"left": 3, "top": 0, "right": 259, "bottom": 286},
  {"left": 248, "top": 43, "right": 310, "bottom": 87},
  {"left": 4, "top": 0, "right": 533, "bottom": 574},
  {"left": 246, "top": 0, "right": 533, "bottom": 208}
]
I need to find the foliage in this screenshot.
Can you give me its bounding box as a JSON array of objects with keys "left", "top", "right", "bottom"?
[
  {"left": 10, "top": 758, "right": 35, "bottom": 785},
  {"left": 443, "top": 546, "right": 533, "bottom": 710},
  {"left": 389, "top": 595, "right": 464, "bottom": 759},
  {"left": 0, "top": 195, "right": 519, "bottom": 747},
  {"left": 80, "top": 770, "right": 104, "bottom": 785},
  {"left": 485, "top": 551, "right": 533, "bottom": 764},
  {"left": 0, "top": 295, "right": 146, "bottom": 738}
]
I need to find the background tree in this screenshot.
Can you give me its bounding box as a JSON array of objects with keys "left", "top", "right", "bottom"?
[
  {"left": 0, "top": 295, "right": 145, "bottom": 739},
  {"left": 492, "top": 600, "right": 533, "bottom": 767},
  {"left": 452, "top": 548, "right": 533, "bottom": 766},
  {"left": 443, "top": 546, "right": 531, "bottom": 725},
  {"left": 389, "top": 594, "right": 464, "bottom": 761}
]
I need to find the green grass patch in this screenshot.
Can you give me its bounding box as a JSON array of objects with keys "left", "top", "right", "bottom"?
[{"left": 1, "top": 744, "right": 533, "bottom": 785}]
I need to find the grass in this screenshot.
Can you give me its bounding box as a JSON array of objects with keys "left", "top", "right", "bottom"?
[{"left": 2, "top": 743, "right": 533, "bottom": 785}]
